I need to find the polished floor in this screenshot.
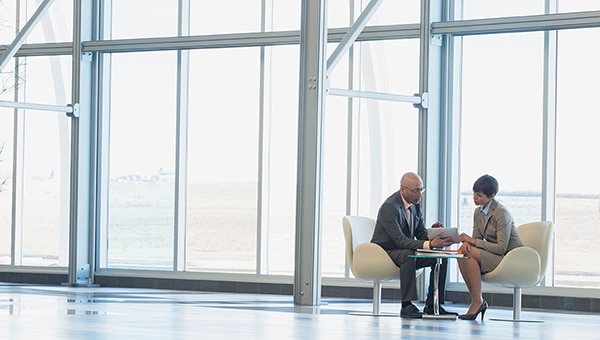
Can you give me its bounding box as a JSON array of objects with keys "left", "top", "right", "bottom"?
[{"left": 1, "top": 283, "right": 598, "bottom": 339}]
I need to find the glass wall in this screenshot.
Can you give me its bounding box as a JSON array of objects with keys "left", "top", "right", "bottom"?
[
  {"left": 323, "top": 34, "right": 421, "bottom": 276},
  {"left": 455, "top": 31, "right": 545, "bottom": 284},
  {"left": 21, "top": 109, "right": 71, "bottom": 266},
  {"left": 458, "top": 31, "right": 544, "bottom": 228},
  {"left": 107, "top": 51, "right": 177, "bottom": 269},
  {"left": 462, "top": 0, "right": 544, "bottom": 19},
  {"left": 455, "top": 4, "right": 600, "bottom": 288},
  {"left": 0, "top": 6, "right": 16, "bottom": 264},
  {"left": 101, "top": 0, "right": 423, "bottom": 277},
  {"left": 186, "top": 47, "right": 260, "bottom": 273},
  {"left": 270, "top": 0, "right": 301, "bottom": 31},
  {"left": 0, "top": 55, "right": 72, "bottom": 267},
  {"left": 0, "top": 0, "right": 17, "bottom": 44},
  {"left": 2, "top": 0, "right": 600, "bottom": 295},
  {"left": 15, "top": 0, "right": 72, "bottom": 43},
  {"left": 555, "top": 27, "right": 600, "bottom": 288},
  {"left": 190, "top": 0, "right": 262, "bottom": 35},
  {"left": 110, "top": 0, "right": 178, "bottom": 39},
  {"left": 0, "top": 106, "right": 13, "bottom": 265},
  {"left": 559, "top": 1, "right": 600, "bottom": 13},
  {"left": 255, "top": 45, "right": 299, "bottom": 275}
]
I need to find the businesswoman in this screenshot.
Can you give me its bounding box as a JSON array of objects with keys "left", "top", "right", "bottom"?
[{"left": 457, "top": 174, "right": 523, "bottom": 320}]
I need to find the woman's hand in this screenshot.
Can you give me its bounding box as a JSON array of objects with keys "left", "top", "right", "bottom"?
[
  {"left": 459, "top": 232, "right": 475, "bottom": 245},
  {"left": 459, "top": 242, "right": 471, "bottom": 256}
]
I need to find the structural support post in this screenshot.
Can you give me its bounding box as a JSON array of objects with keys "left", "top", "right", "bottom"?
[
  {"left": 541, "top": 0, "right": 558, "bottom": 286},
  {"left": 66, "top": 0, "right": 95, "bottom": 286},
  {"left": 418, "top": 0, "right": 444, "bottom": 223},
  {"left": 293, "top": 0, "right": 327, "bottom": 306},
  {"left": 173, "top": 0, "right": 191, "bottom": 272}
]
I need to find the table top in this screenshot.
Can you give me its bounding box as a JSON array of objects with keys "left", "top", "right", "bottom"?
[
  {"left": 411, "top": 254, "right": 465, "bottom": 258},
  {"left": 411, "top": 249, "right": 466, "bottom": 258}
]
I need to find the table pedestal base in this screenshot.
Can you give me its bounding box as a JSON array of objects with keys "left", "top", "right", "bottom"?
[
  {"left": 422, "top": 255, "right": 457, "bottom": 320},
  {"left": 422, "top": 314, "right": 457, "bottom": 320}
]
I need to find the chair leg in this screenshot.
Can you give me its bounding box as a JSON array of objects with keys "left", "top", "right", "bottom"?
[
  {"left": 372, "top": 282, "right": 382, "bottom": 315},
  {"left": 350, "top": 282, "right": 400, "bottom": 317},
  {"left": 371, "top": 282, "right": 400, "bottom": 316},
  {"left": 490, "top": 287, "right": 543, "bottom": 322},
  {"left": 513, "top": 287, "right": 522, "bottom": 320},
  {"left": 348, "top": 281, "right": 397, "bottom": 316}
]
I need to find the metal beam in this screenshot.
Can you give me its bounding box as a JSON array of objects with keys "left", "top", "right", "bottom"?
[
  {"left": 327, "top": 87, "right": 423, "bottom": 105},
  {"left": 0, "top": 100, "right": 75, "bottom": 114},
  {"left": 0, "top": 0, "right": 56, "bottom": 71},
  {"left": 326, "top": 0, "right": 383, "bottom": 73},
  {"left": 432, "top": 10, "right": 600, "bottom": 36}
]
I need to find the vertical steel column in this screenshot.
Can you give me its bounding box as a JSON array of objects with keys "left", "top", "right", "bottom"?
[
  {"left": 173, "top": 0, "right": 191, "bottom": 272},
  {"left": 541, "top": 0, "right": 558, "bottom": 285},
  {"left": 67, "top": 0, "right": 94, "bottom": 286},
  {"left": 293, "top": 0, "right": 327, "bottom": 306},
  {"left": 416, "top": 0, "right": 444, "bottom": 299},
  {"left": 443, "top": 0, "right": 463, "bottom": 238},
  {"left": 95, "top": 0, "right": 112, "bottom": 270},
  {"left": 418, "top": 0, "right": 444, "bottom": 224},
  {"left": 257, "top": 0, "right": 272, "bottom": 275}
]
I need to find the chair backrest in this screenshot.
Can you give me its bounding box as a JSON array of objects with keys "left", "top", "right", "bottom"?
[
  {"left": 342, "top": 216, "right": 376, "bottom": 268},
  {"left": 517, "top": 221, "right": 554, "bottom": 283}
]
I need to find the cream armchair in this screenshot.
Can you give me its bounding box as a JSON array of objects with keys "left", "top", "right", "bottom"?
[
  {"left": 481, "top": 221, "right": 554, "bottom": 322},
  {"left": 342, "top": 215, "right": 400, "bottom": 316}
]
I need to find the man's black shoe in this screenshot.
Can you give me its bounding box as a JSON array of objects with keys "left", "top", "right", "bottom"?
[
  {"left": 400, "top": 304, "right": 423, "bottom": 318},
  {"left": 423, "top": 305, "right": 459, "bottom": 316}
]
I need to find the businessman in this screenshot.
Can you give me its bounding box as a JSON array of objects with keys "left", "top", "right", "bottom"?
[{"left": 371, "top": 172, "right": 457, "bottom": 318}]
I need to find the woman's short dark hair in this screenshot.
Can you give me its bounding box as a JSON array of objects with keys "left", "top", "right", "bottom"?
[{"left": 472, "top": 174, "right": 499, "bottom": 198}]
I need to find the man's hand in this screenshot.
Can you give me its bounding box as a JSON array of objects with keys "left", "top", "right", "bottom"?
[
  {"left": 431, "top": 221, "right": 444, "bottom": 228},
  {"left": 430, "top": 233, "right": 454, "bottom": 249}
]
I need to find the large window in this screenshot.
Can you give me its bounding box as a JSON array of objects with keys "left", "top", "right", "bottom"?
[
  {"left": 110, "top": 0, "right": 178, "bottom": 39},
  {"left": 0, "top": 0, "right": 17, "bottom": 44},
  {"left": 0, "top": 108, "right": 13, "bottom": 264},
  {"left": 106, "top": 51, "right": 177, "bottom": 269},
  {"left": 186, "top": 47, "right": 260, "bottom": 273},
  {"left": 100, "top": 1, "right": 424, "bottom": 277},
  {"left": 255, "top": 45, "right": 299, "bottom": 275},
  {"left": 555, "top": 27, "right": 600, "bottom": 288},
  {"left": 21, "top": 109, "right": 71, "bottom": 266},
  {"left": 323, "top": 36, "right": 421, "bottom": 277},
  {"left": 190, "top": 0, "right": 261, "bottom": 35},
  {"left": 3, "top": 0, "right": 600, "bottom": 298},
  {"left": 328, "top": 0, "right": 420, "bottom": 28},
  {"left": 458, "top": 32, "right": 544, "bottom": 274},
  {"left": 559, "top": 1, "right": 600, "bottom": 13},
  {"left": 0, "top": 0, "right": 73, "bottom": 268},
  {"left": 462, "top": 0, "right": 544, "bottom": 20},
  {"left": 269, "top": 0, "right": 301, "bottom": 31},
  {"left": 1, "top": 0, "right": 73, "bottom": 44},
  {"left": 0, "top": 55, "right": 72, "bottom": 267}
]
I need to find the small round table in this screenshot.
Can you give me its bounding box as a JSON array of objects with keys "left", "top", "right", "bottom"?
[{"left": 411, "top": 250, "right": 465, "bottom": 320}]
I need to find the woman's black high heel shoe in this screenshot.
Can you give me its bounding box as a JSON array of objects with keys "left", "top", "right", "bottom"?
[{"left": 459, "top": 300, "right": 488, "bottom": 320}]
